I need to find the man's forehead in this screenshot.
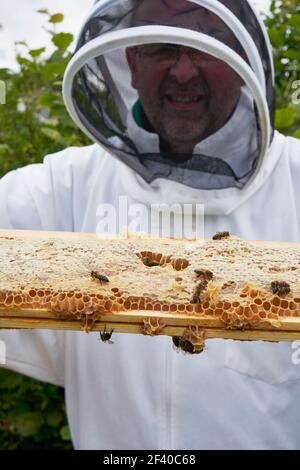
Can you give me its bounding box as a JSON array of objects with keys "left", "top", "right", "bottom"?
[
  {"left": 134, "top": 0, "right": 223, "bottom": 28},
  {"left": 136, "top": 0, "right": 202, "bottom": 15},
  {"left": 136, "top": 0, "right": 211, "bottom": 21}
]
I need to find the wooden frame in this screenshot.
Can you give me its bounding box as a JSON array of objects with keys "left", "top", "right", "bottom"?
[
  {"left": 1, "top": 308, "right": 300, "bottom": 342},
  {"left": 1, "top": 229, "right": 300, "bottom": 342}
]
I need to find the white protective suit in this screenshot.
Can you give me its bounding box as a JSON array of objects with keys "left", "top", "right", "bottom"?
[{"left": 1, "top": 0, "right": 300, "bottom": 450}]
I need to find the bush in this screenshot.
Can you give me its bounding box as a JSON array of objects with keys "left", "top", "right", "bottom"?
[
  {"left": 0, "top": 3, "right": 299, "bottom": 450},
  {"left": 0, "top": 9, "right": 87, "bottom": 450},
  {"left": 0, "top": 9, "right": 89, "bottom": 178},
  {"left": 265, "top": 0, "right": 300, "bottom": 137},
  {"left": 0, "top": 369, "right": 72, "bottom": 449}
]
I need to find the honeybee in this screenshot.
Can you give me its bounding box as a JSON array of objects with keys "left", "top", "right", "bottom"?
[
  {"left": 172, "top": 336, "right": 203, "bottom": 355},
  {"left": 191, "top": 280, "right": 208, "bottom": 304},
  {"left": 271, "top": 281, "right": 291, "bottom": 296},
  {"left": 141, "top": 257, "right": 160, "bottom": 267},
  {"left": 191, "top": 294, "right": 201, "bottom": 304},
  {"left": 212, "top": 231, "right": 230, "bottom": 240},
  {"left": 91, "top": 271, "right": 109, "bottom": 284},
  {"left": 194, "top": 269, "right": 214, "bottom": 281},
  {"left": 99, "top": 326, "right": 114, "bottom": 344},
  {"left": 195, "top": 280, "right": 208, "bottom": 295}
]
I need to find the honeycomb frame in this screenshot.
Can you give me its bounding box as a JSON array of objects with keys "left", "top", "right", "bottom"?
[{"left": 0, "top": 232, "right": 300, "bottom": 336}]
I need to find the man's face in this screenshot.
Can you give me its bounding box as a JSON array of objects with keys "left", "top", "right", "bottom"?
[{"left": 126, "top": 0, "right": 244, "bottom": 154}]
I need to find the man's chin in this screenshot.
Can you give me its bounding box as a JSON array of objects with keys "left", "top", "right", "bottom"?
[{"left": 163, "top": 128, "right": 208, "bottom": 147}]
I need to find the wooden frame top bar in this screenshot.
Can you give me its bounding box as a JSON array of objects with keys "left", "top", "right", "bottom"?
[{"left": 0, "top": 229, "right": 300, "bottom": 343}]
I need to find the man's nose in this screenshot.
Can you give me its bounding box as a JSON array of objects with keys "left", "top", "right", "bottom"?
[{"left": 168, "top": 52, "right": 199, "bottom": 83}]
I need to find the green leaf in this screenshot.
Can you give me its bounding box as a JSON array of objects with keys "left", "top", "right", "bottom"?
[
  {"left": 275, "top": 106, "right": 297, "bottom": 130},
  {"left": 52, "top": 33, "right": 74, "bottom": 51},
  {"left": 287, "top": 14, "right": 300, "bottom": 28},
  {"left": 16, "top": 57, "right": 32, "bottom": 66},
  {"left": 284, "top": 49, "right": 300, "bottom": 61},
  {"left": 41, "top": 127, "right": 63, "bottom": 142},
  {"left": 46, "top": 411, "right": 63, "bottom": 427},
  {"left": 49, "top": 13, "right": 64, "bottom": 24},
  {"left": 42, "top": 118, "right": 59, "bottom": 128},
  {"left": 60, "top": 425, "right": 71, "bottom": 441},
  {"left": 42, "top": 62, "right": 66, "bottom": 80},
  {"left": 268, "top": 28, "right": 284, "bottom": 46},
  {"left": 14, "top": 41, "right": 28, "bottom": 48},
  {"left": 29, "top": 47, "right": 46, "bottom": 58},
  {"left": 293, "top": 129, "right": 300, "bottom": 139},
  {"left": 0, "top": 368, "right": 22, "bottom": 388},
  {"left": 15, "top": 412, "right": 44, "bottom": 437},
  {"left": 10, "top": 402, "right": 30, "bottom": 417},
  {"left": 37, "top": 92, "right": 56, "bottom": 108}
]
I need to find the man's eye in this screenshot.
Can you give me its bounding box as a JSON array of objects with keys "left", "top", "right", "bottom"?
[
  {"left": 145, "top": 46, "right": 176, "bottom": 56},
  {"left": 138, "top": 44, "right": 177, "bottom": 56},
  {"left": 156, "top": 46, "right": 177, "bottom": 55}
]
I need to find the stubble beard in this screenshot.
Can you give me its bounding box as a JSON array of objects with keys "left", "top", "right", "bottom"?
[
  {"left": 139, "top": 77, "right": 216, "bottom": 154},
  {"left": 159, "top": 109, "right": 214, "bottom": 153},
  {"left": 143, "top": 97, "right": 217, "bottom": 154},
  {"left": 141, "top": 91, "right": 241, "bottom": 154}
]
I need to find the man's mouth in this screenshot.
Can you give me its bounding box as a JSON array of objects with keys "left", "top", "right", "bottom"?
[
  {"left": 166, "top": 94, "right": 203, "bottom": 103},
  {"left": 165, "top": 93, "right": 204, "bottom": 109}
]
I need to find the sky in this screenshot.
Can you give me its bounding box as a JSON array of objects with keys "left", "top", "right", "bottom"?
[{"left": 0, "top": 0, "right": 271, "bottom": 70}]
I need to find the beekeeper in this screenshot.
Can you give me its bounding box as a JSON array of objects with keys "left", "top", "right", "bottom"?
[{"left": 1, "top": 0, "right": 300, "bottom": 450}]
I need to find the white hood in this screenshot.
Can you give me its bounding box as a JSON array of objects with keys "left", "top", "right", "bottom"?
[
  {"left": 127, "top": 86, "right": 258, "bottom": 181},
  {"left": 109, "top": 130, "right": 285, "bottom": 216},
  {"left": 63, "top": 0, "right": 276, "bottom": 212}
]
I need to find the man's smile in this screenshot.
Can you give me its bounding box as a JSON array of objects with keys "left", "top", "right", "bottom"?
[{"left": 164, "top": 92, "right": 205, "bottom": 111}]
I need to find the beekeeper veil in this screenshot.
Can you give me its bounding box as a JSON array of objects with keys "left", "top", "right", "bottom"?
[{"left": 63, "top": 0, "right": 274, "bottom": 190}]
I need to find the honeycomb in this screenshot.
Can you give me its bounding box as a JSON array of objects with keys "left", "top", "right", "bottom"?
[
  {"left": 173, "top": 326, "right": 206, "bottom": 354},
  {"left": 0, "top": 233, "right": 300, "bottom": 334}
]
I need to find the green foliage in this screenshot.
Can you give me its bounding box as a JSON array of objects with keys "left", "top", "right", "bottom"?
[
  {"left": 0, "top": 9, "right": 88, "bottom": 449},
  {"left": 0, "top": 368, "right": 72, "bottom": 449},
  {"left": 0, "top": 2, "right": 299, "bottom": 450},
  {"left": 265, "top": 0, "right": 300, "bottom": 136},
  {"left": 0, "top": 9, "right": 89, "bottom": 178}
]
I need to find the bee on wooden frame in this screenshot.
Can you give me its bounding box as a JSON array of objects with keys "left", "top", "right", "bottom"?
[
  {"left": 271, "top": 280, "right": 291, "bottom": 296},
  {"left": 172, "top": 337, "right": 204, "bottom": 355},
  {"left": 99, "top": 325, "right": 114, "bottom": 344},
  {"left": 141, "top": 257, "right": 160, "bottom": 267},
  {"left": 91, "top": 271, "right": 110, "bottom": 284},
  {"left": 212, "top": 231, "right": 230, "bottom": 240},
  {"left": 191, "top": 280, "right": 208, "bottom": 304}
]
